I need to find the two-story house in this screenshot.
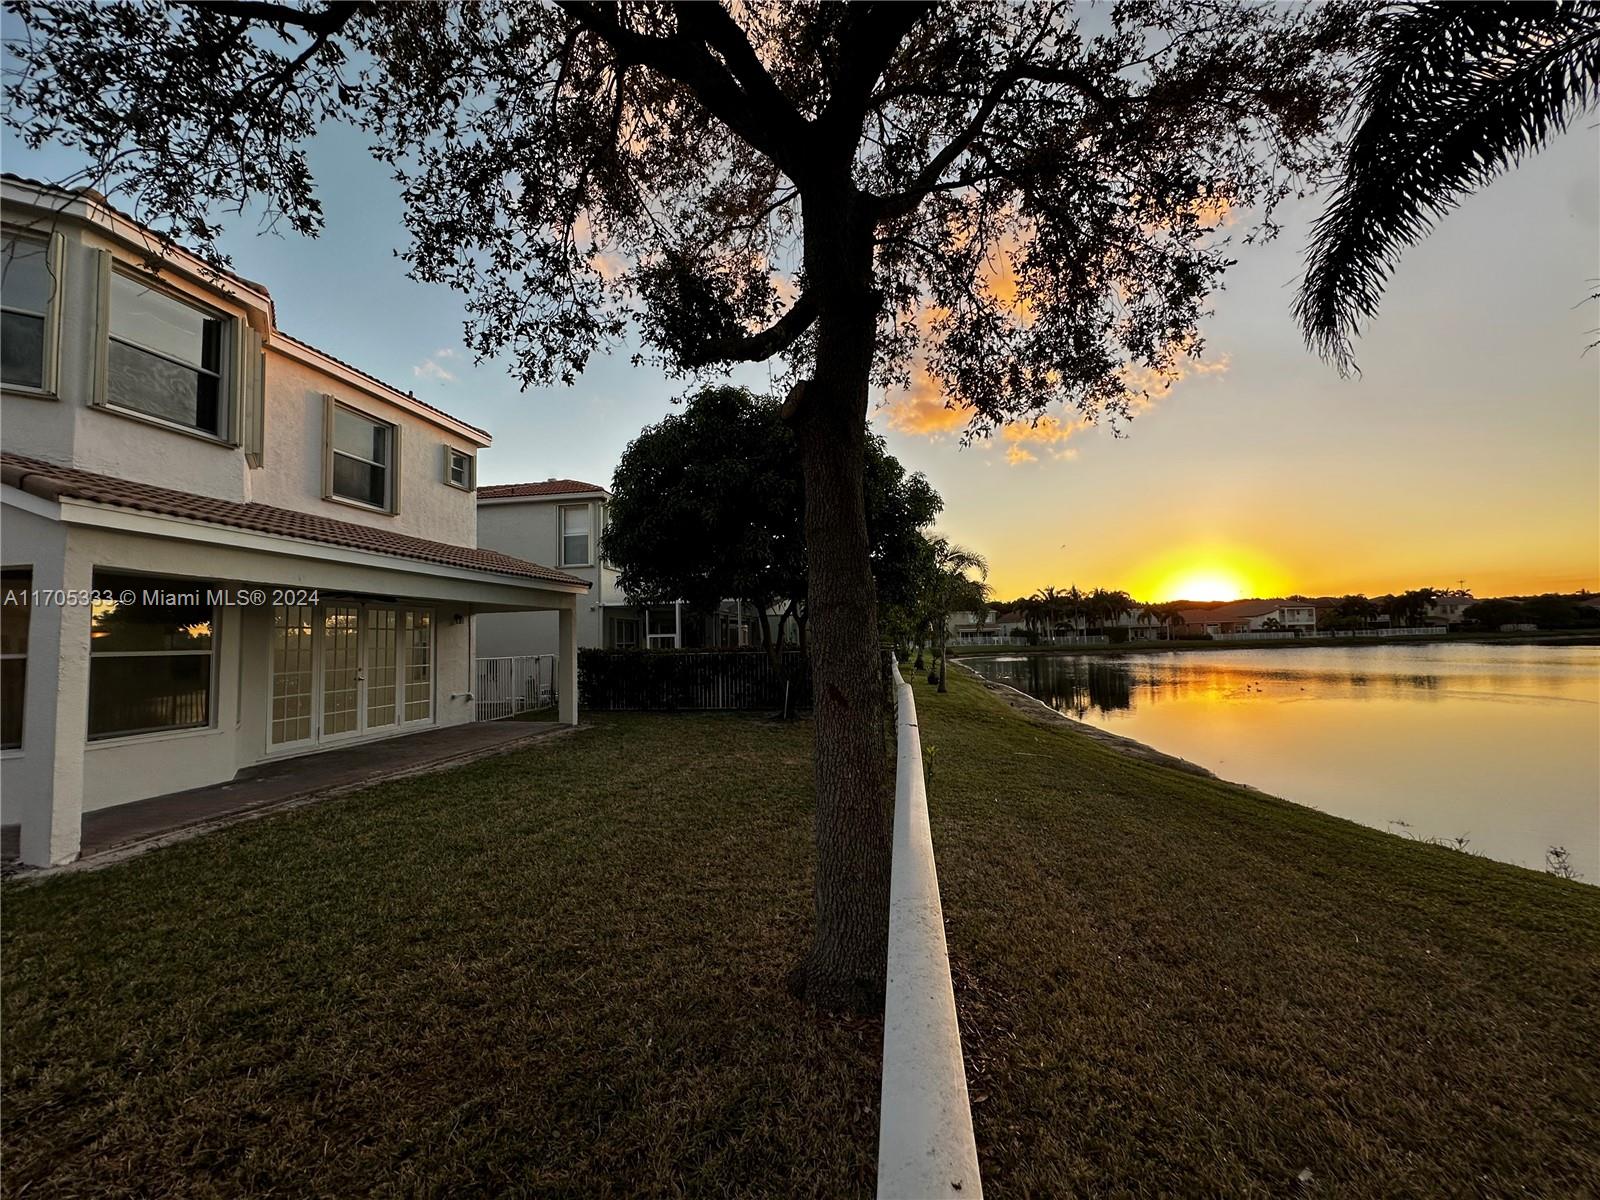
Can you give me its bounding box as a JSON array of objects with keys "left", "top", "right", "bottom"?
[
  {"left": 474, "top": 481, "right": 760, "bottom": 657},
  {"left": 1, "top": 176, "right": 588, "bottom": 867},
  {"left": 1175, "top": 599, "right": 1318, "bottom": 637}
]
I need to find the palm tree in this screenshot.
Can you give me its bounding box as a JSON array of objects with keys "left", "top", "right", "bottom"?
[
  {"left": 1297, "top": 3, "right": 1600, "bottom": 373},
  {"left": 929, "top": 537, "right": 990, "bottom": 693}
]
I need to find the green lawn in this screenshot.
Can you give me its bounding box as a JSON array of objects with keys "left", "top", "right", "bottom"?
[
  {"left": 4, "top": 675, "right": 1596, "bottom": 1196},
  {"left": 1, "top": 714, "right": 879, "bottom": 1198},
  {"left": 918, "top": 668, "right": 1599, "bottom": 1196}
]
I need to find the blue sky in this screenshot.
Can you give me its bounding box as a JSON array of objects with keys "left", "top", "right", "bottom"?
[{"left": 4, "top": 64, "right": 1596, "bottom": 601}]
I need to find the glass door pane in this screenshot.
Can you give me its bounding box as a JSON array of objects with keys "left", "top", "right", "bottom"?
[
  {"left": 366, "top": 608, "right": 398, "bottom": 728},
  {"left": 402, "top": 610, "right": 432, "bottom": 723},
  {"left": 322, "top": 604, "right": 360, "bottom": 737},
  {"left": 271, "top": 605, "right": 315, "bottom": 746}
]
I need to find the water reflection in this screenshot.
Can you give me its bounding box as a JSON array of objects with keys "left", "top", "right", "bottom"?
[{"left": 966, "top": 645, "right": 1600, "bottom": 881}]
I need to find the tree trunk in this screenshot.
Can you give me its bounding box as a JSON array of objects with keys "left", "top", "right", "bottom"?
[{"left": 786, "top": 219, "right": 891, "bottom": 1013}]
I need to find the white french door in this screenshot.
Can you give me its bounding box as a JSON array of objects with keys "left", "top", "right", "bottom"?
[{"left": 269, "top": 602, "right": 434, "bottom": 751}]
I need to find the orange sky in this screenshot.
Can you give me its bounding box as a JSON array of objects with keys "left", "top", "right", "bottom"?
[{"left": 871, "top": 125, "right": 1600, "bottom": 605}]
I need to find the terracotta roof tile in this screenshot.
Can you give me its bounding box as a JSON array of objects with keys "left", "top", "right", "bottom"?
[
  {"left": 1, "top": 453, "right": 587, "bottom": 589},
  {"left": 477, "top": 479, "right": 608, "bottom": 499}
]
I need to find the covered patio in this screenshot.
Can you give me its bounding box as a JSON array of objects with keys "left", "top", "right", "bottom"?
[
  {"left": 2, "top": 453, "right": 589, "bottom": 867},
  {"left": 3, "top": 718, "right": 567, "bottom": 870}
]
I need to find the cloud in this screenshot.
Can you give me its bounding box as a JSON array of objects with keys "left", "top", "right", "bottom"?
[
  {"left": 881, "top": 362, "right": 973, "bottom": 436},
  {"left": 412, "top": 348, "right": 458, "bottom": 383},
  {"left": 1119, "top": 347, "right": 1231, "bottom": 408},
  {"left": 1000, "top": 413, "right": 1090, "bottom": 465}
]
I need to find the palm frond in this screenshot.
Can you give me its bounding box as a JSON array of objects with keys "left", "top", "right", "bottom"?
[{"left": 1297, "top": 1, "right": 1600, "bottom": 374}]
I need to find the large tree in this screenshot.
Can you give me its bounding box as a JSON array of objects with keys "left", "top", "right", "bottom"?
[
  {"left": 5, "top": 0, "right": 1365, "bottom": 1008},
  {"left": 603, "top": 384, "right": 941, "bottom": 657}
]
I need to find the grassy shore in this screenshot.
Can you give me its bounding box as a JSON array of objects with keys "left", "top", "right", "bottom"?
[
  {"left": 948, "top": 629, "right": 1600, "bottom": 658},
  {"left": 917, "top": 668, "right": 1599, "bottom": 1195},
  {"left": 5, "top": 679, "right": 1596, "bottom": 1195}
]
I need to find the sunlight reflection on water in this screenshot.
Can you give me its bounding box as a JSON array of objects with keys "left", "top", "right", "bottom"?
[{"left": 966, "top": 644, "right": 1600, "bottom": 881}]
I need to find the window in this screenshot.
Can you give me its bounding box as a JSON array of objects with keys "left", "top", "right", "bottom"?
[
  {"left": 2, "top": 234, "right": 53, "bottom": 390},
  {"left": 1, "top": 570, "right": 31, "bottom": 749},
  {"left": 329, "top": 402, "right": 396, "bottom": 510},
  {"left": 88, "top": 573, "right": 214, "bottom": 739},
  {"left": 445, "top": 447, "right": 474, "bottom": 490},
  {"left": 609, "top": 615, "right": 641, "bottom": 650},
  {"left": 646, "top": 606, "right": 677, "bottom": 650},
  {"left": 560, "top": 503, "right": 592, "bottom": 566},
  {"left": 107, "top": 273, "right": 227, "bottom": 435},
  {"left": 402, "top": 610, "right": 432, "bottom": 722}
]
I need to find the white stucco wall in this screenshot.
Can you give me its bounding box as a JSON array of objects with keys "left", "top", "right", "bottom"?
[
  {"left": 3, "top": 189, "right": 483, "bottom": 549},
  {"left": 250, "top": 348, "right": 479, "bottom": 545},
  {"left": 475, "top": 496, "right": 616, "bottom": 658}
]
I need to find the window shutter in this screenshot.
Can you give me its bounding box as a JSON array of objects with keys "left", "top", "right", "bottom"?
[
  {"left": 89, "top": 248, "right": 112, "bottom": 407},
  {"left": 441, "top": 442, "right": 451, "bottom": 484},
  {"left": 390, "top": 421, "right": 402, "bottom": 514},
  {"left": 238, "top": 325, "right": 265, "bottom": 466},
  {"left": 41, "top": 231, "right": 65, "bottom": 395},
  {"left": 321, "top": 393, "right": 335, "bottom": 500}
]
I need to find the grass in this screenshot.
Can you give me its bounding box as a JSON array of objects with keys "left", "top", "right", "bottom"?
[
  {"left": 917, "top": 668, "right": 1600, "bottom": 1196},
  {"left": 5, "top": 675, "right": 1596, "bottom": 1196},
  {"left": 1, "top": 714, "right": 879, "bottom": 1198}
]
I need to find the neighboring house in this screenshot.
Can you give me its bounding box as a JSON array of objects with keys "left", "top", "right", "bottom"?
[
  {"left": 1176, "top": 599, "right": 1318, "bottom": 637},
  {"left": 0, "top": 176, "right": 588, "bottom": 867},
  {"left": 475, "top": 482, "right": 760, "bottom": 656},
  {"left": 947, "top": 609, "right": 1026, "bottom": 642},
  {"left": 1097, "top": 608, "right": 1165, "bottom": 641},
  {"left": 1426, "top": 594, "right": 1475, "bottom": 626}
]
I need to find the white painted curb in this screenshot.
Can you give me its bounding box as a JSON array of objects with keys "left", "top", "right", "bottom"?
[{"left": 877, "top": 660, "right": 983, "bottom": 1199}]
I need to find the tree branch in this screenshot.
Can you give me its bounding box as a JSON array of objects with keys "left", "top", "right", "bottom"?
[
  {"left": 171, "top": 0, "right": 360, "bottom": 36},
  {"left": 871, "top": 61, "right": 1120, "bottom": 222},
  {"left": 821, "top": 2, "right": 935, "bottom": 137},
  {"left": 556, "top": 1, "right": 807, "bottom": 178},
  {"left": 680, "top": 288, "right": 819, "bottom": 367}
]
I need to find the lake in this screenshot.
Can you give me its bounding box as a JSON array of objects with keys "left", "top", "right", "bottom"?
[{"left": 962, "top": 643, "right": 1600, "bottom": 881}]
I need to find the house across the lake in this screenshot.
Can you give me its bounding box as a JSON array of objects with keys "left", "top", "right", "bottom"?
[
  {"left": 1175, "top": 599, "right": 1318, "bottom": 637},
  {"left": 1, "top": 175, "right": 588, "bottom": 867}
]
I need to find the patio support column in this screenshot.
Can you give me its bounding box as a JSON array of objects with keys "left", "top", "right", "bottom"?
[
  {"left": 557, "top": 599, "right": 578, "bottom": 726},
  {"left": 19, "top": 535, "right": 91, "bottom": 866}
]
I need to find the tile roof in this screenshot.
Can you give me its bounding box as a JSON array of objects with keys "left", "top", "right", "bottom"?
[
  {"left": 1177, "top": 599, "right": 1312, "bottom": 623},
  {"left": 477, "top": 479, "right": 608, "bottom": 499},
  {"left": 270, "top": 330, "right": 491, "bottom": 441},
  {"left": 1, "top": 453, "right": 587, "bottom": 589}
]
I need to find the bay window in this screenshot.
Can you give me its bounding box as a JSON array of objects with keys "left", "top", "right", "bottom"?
[
  {"left": 107, "top": 272, "right": 228, "bottom": 435},
  {"left": 88, "top": 573, "right": 214, "bottom": 739}
]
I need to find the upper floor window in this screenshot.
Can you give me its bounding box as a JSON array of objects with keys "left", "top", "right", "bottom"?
[
  {"left": 108, "top": 273, "right": 227, "bottom": 435},
  {"left": 328, "top": 401, "right": 397, "bottom": 511},
  {"left": 560, "top": 503, "right": 591, "bottom": 566},
  {"left": 2, "top": 234, "right": 52, "bottom": 390},
  {"left": 445, "top": 447, "right": 474, "bottom": 490}
]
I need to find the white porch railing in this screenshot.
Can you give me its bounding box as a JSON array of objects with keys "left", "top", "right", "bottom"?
[
  {"left": 878, "top": 660, "right": 982, "bottom": 1199},
  {"left": 474, "top": 655, "right": 556, "bottom": 721},
  {"left": 1322, "top": 626, "right": 1448, "bottom": 638},
  {"left": 953, "top": 633, "right": 1110, "bottom": 646}
]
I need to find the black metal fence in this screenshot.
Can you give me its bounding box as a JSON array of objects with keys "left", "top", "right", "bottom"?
[{"left": 578, "top": 648, "right": 812, "bottom": 712}]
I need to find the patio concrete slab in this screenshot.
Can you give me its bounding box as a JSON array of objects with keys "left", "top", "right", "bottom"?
[{"left": 3, "top": 720, "right": 569, "bottom": 874}]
